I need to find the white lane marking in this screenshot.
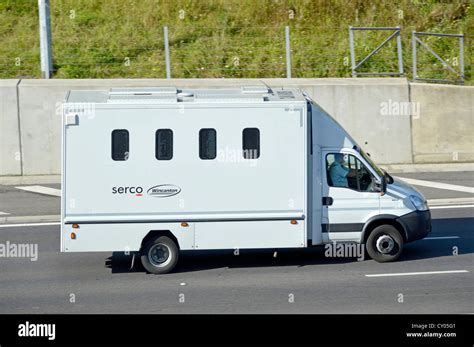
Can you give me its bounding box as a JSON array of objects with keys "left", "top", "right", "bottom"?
[
  {"left": 15, "top": 185, "right": 61, "bottom": 197},
  {"left": 0, "top": 211, "right": 10, "bottom": 215},
  {"left": 429, "top": 204, "right": 474, "bottom": 210},
  {"left": 423, "top": 236, "right": 460, "bottom": 240},
  {"left": 365, "top": 270, "right": 469, "bottom": 278},
  {"left": 428, "top": 197, "right": 474, "bottom": 206},
  {"left": 394, "top": 177, "right": 474, "bottom": 194},
  {"left": 0, "top": 222, "right": 60, "bottom": 228}
]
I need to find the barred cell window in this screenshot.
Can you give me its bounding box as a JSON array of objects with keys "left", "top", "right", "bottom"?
[
  {"left": 199, "top": 128, "right": 217, "bottom": 160},
  {"left": 111, "top": 129, "right": 129, "bottom": 161},
  {"left": 156, "top": 129, "right": 173, "bottom": 160},
  {"left": 242, "top": 128, "right": 260, "bottom": 159}
]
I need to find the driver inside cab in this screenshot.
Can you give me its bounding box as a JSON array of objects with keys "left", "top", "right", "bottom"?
[{"left": 329, "top": 153, "right": 357, "bottom": 188}]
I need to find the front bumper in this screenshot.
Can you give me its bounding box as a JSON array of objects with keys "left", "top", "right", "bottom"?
[{"left": 396, "top": 209, "right": 432, "bottom": 242}]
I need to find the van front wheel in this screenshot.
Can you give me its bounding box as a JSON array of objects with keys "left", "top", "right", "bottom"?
[
  {"left": 141, "top": 236, "right": 179, "bottom": 274},
  {"left": 366, "top": 225, "right": 404, "bottom": 262}
]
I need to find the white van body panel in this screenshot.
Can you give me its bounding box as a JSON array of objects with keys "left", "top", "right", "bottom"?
[
  {"left": 380, "top": 177, "right": 422, "bottom": 216},
  {"left": 63, "top": 222, "right": 195, "bottom": 252},
  {"left": 194, "top": 220, "right": 305, "bottom": 250},
  {"left": 63, "top": 104, "right": 306, "bottom": 223},
  {"left": 62, "top": 88, "right": 309, "bottom": 252}
]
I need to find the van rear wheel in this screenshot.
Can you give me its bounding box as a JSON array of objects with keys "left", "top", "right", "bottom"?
[
  {"left": 141, "top": 236, "right": 179, "bottom": 274},
  {"left": 366, "top": 225, "right": 403, "bottom": 263}
]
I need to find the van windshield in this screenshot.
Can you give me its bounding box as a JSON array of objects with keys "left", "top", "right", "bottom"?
[{"left": 358, "top": 148, "right": 384, "bottom": 178}]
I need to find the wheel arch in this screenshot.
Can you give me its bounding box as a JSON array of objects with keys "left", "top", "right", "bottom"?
[
  {"left": 362, "top": 215, "right": 407, "bottom": 243},
  {"left": 141, "top": 230, "right": 180, "bottom": 251}
]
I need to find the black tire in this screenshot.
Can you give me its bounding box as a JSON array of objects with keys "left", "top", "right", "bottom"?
[
  {"left": 141, "top": 236, "right": 179, "bottom": 274},
  {"left": 366, "top": 225, "right": 404, "bottom": 263}
]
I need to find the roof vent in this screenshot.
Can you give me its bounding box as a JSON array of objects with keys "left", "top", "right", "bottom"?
[
  {"left": 276, "top": 90, "right": 295, "bottom": 99},
  {"left": 241, "top": 86, "right": 269, "bottom": 94},
  {"left": 109, "top": 87, "right": 177, "bottom": 96}
]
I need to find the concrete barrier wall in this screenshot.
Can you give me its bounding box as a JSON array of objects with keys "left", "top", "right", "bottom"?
[
  {"left": 1, "top": 78, "right": 472, "bottom": 176},
  {"left": 411, "top": 83, "right": 474, "bottom": 163},
  {"left": 304, "top": 79, "right": 412, "bottom": 164},
  {"left": 0, "top": 80, "right": 21, "bottom": 176}
]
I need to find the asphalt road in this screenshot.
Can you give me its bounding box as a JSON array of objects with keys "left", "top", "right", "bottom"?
[{"left": 0, "top": 172, "right": 473, "bottom": 314}]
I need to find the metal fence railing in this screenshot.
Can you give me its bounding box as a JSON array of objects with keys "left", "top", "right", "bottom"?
[
  {"left": 412, "top": 31, "right": 465, "bottom": 84},
  {"left": 25, "top": 1, "right": 466, "bottom": 84},
  {"left": 349, "top": 26, "right": 404, "bottom": 77}
]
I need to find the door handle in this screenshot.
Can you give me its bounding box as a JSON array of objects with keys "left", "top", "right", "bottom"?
[{"left": 322, "top": 197, "right": 333, "bottom": 206}]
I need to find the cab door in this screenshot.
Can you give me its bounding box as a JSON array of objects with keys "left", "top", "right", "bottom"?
[{"left": 321, "top": 149, "right": 381, "bottom": 242}]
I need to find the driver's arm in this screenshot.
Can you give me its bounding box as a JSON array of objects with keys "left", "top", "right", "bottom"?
[{"left": 347, "top": 169, "right": 358, "bottom": 177}]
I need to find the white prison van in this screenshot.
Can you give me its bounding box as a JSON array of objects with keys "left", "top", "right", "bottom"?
[{"left": 61, "top": 86, "right": 431, "bottom": 274}]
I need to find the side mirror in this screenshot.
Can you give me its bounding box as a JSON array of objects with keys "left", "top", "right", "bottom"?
[{"left": 375, "top": 175, "right": 387, "bottom": 195}]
